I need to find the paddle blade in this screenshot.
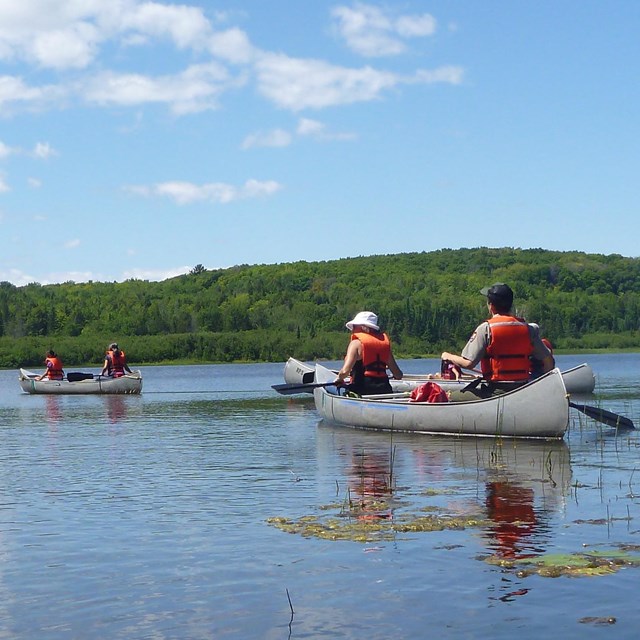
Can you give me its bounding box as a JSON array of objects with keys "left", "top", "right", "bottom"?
[
  {"left": 272, "top": 381, "right": 338, "bottom": 396},
  {"left": 569, "top": 402, "right": 635, "bottom": 429}
]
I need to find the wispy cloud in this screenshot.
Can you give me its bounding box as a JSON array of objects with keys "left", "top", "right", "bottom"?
[
  {"left": 331, "top": 2, "right": 437, "bottom": 57},
  {"left": 241, "top": 117, "right": 355, "bottom": 149},
  {"left": 241, "top": 128, "right": 292, "bottom": 149},
  {"left": 126, "top": 178, "right": 282, "bottom": 205},
  {"left": 254, "top": 52, "right": 461, "bottom": 111},
  {"left": 0, "top": 2, "right": 461, "bottom": 117}
]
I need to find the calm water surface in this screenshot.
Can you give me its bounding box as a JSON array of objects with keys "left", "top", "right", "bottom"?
[{"left": 1, "top": 354, "right": 639, "bottom": 639}]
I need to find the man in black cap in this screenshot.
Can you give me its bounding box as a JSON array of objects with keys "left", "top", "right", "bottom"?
[{"left": 441, "top": 283, "right": 554, "bottom": 398}]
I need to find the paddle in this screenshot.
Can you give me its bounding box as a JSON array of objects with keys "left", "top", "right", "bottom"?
[
  {"left": 569, "top": 402, "right": 635, "bottom": 429},
  {"left": 272, "top": 381, "right": 342, "bottom": 395}
]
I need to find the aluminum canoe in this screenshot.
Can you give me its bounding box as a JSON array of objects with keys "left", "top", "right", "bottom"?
[
  {"left": 312, "top": 363, "right": 569, "bottom": 439},
  {"left": 283, "top": 357, "right": 595, "bottom": 395},
  {"left": 18, "top": 368, "right": 143, "bottom": 395}
]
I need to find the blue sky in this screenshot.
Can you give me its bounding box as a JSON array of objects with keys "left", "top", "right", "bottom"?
[{"left": 0, "top": 1, "right": 638, "bottom": 286}]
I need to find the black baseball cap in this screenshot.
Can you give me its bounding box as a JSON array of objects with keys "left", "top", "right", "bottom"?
[{"left": 480, "top": 283, "right": 513, "bottom": 308}]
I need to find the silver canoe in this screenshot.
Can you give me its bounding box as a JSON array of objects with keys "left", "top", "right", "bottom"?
[
  {"left": 18, "top": 368, "right": 143, "bottom": 395},
  {"left": 283, "top": 356, "right": 595, "bottom": 395},
  {"left": 312, "top": 363, "right": 569, "bottom": 439}
]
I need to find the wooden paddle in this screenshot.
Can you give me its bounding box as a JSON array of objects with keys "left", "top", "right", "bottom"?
[{"left": 569, "top": 402, "right": 635, "bottom": 429}]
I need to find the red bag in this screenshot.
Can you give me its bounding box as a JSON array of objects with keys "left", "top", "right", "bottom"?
[{"left": 409, "top": 382, "right": 449, "bottom": 403}]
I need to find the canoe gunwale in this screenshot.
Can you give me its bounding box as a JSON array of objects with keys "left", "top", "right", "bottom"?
[{"left": 284, "top": 357, "right": 595, "bottom": 395}]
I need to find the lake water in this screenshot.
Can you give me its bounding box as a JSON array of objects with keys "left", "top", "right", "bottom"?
[{"left": 1, "top": 354, "right": 640, "bottom": 639}]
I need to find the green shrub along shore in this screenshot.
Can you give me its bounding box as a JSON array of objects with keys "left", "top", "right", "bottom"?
[{"left": 3, "top": 247, "right": 640, "bottom": 369}]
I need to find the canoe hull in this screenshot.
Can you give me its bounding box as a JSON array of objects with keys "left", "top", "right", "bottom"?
[
  {"left": 284, "top": 357, "right": 595, "bottom": 395},
  {"left": 18, "top": 369, "right": 143, "bottom": 395},
  {"left": 313, "top": 363, "right": 569, "bottom": 439}
]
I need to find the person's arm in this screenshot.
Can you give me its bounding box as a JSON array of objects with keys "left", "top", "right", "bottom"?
[
  {"left": 124, "top": 361, "right": 132, "bottom": 373},
  {"left": 36, "top": 369, "right": 48, "bottom": 381},
  {"left": 336, "top": 340, "right": 360, "bottom": 383},
  {"left": 440, "top": 352, "right": 474, "bottom": 370},
  {"left": 100, "top": 358, "right": 109, "bottom": 376},
  {"left": 530, "top": 329, "right": 555, "bottom": 373},
  {"left": 387, "top": 351, "right": 403, "bottom": 380},
  {"left": 441, "top": 323, "right": 488, "bottom": 373}
]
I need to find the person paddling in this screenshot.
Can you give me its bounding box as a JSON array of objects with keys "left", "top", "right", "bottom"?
[
  {"left": 101, "top": 343, "right": 132, "bottom": 378},
  {"left": 335, "top": 311, "right": 403, "bottom": 396},
  {"left": 36, "top": 350, "right": 64, "bottom": 381},
  {"left": 441, "top": 283, "right": 554, "bottom": 399}
]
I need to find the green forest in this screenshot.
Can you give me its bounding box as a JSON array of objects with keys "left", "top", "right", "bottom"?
[{"left": 2, "top": 247, "right": 640, "bottom": 369}]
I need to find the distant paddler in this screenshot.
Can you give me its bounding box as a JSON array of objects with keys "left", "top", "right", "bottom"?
[
  {"left": 36, "top": 349, "right": 65, "bottom": 381},
  {"left": 101, "top": 343, "right": 133, "bottom": 378}
]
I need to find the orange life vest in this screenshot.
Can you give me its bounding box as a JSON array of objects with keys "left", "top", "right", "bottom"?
[
  {"left": 481, "top": 315, "right": 533, "bottom": 382},
  {"left": 351, "top": 331, "right": 391, "bottom": 378},
  {"left": 45, "top": 356, "right": 64, "bottom": 380},
  {"left": 107, "top": 349, "right": 127, "bottom": 376}
]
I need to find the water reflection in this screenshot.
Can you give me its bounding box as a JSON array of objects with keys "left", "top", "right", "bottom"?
[
  {"left": 45, "top": 395, "right": 62, "bottom": 427},
  {"left": 105, "top": 395, "right": 127, "bottom": 423},
  {"left": 318, "top": 425, "right": 571, "bottom": 556}
]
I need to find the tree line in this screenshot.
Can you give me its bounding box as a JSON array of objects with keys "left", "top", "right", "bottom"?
[{"left": 2, "top": 247, "right": 640, "bottom": 368}]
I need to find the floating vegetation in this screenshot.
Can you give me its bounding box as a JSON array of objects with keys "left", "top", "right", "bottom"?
[
  {"left": 267, "top": 508, "right": 489, "bottom": 542},
  {"left": 483, "top": 547, "right": 640, "bottom": 577}
]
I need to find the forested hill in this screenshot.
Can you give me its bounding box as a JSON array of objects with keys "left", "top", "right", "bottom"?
[{"left": 2, "top": 247, "right": 640, "bottom": 368}]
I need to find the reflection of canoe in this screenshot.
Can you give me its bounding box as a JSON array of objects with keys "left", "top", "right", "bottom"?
[
  {"left": 283, "top": 357, "right": 595, "bottom": 395},
  {"left": 313, "top": 363, "right": 569, "bottom": 439},
  {"left": 18, "top": 368, "right": 143, "bottom": 395},
  {"left": 318, "top": 425, "right": 572, "bottom": 498}
]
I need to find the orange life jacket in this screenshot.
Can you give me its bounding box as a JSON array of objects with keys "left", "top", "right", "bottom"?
[
  {"left": 481, "top": 315, "right": 533, "bottom": 382},
  {"left": 45, "top": 356, "right": 64, "bottom": 380},
  {"left": 107, "top": 349, "right": 127, "bottom": 376},
  {"left": 351, "top": 331, "right": 391, "bottom": 378}
]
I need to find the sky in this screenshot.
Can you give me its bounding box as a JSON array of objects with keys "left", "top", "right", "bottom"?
[{"left": 0, "top": 1, "right": 638, "bottom": 286}]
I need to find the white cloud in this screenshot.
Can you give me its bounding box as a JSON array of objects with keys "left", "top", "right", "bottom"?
[
  {"left": 297, "top": 118, "right": 325, "bottom": 136},
  {"left": 118, "top": 2, "right": 212, "bottom": 50},
  {"left": 33, "top": 142, "right": 57, "bottom": 158},
  {"left": 0, "top": 3, "right": 460, "bottom": 119},
  {"left": 64, "top": 238, "right": 80, "bottom": 249},
  {"left": 241, "top": 128, "right": 292, "bottom": 149},
  {"left": 28, "top": 177, "right": 42, "bottom": 188},
  {"left": 81, "top": 62, "right": 238, "bottom": 114},
  {"left": 0, "top": 141, "right": 17, "bottom": 158},
  {"left": 0, "top": 0, "right": 213, "bottom": 70},
  {"left": 126, "top": 178, "right": 282, "bottom": 205},
  {"left": 255, "top": 53, "right": 396, "bottom": 110},
  {"left": 243, "top": 117, "right": 355, "bottom": 149},
  {"left": 331, "top": 3, "right": 437, "bottom": 57},
  {"left": 254, "top": 52, "right": 460, "bottom": 111},
  {"left": 122, "top": 266, "right": 191, "bottom": 281},
  {"left": 0, "top": 173, "right": 10, "bottom": 192},
  {"left": 0, "top": 75, "right": 66, "bottom": 113},
  {"left": 207, "top": 27, "right": 256, "bottom": 64}
]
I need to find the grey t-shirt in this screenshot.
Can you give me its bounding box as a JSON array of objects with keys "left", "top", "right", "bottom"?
[{"left": 461, "top": 319, "right": 551, "bottom": 369}]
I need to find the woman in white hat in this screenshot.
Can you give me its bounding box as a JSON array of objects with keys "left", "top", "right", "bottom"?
[{"left": 335, "top": 311, "right": 403, "bottom": 395}]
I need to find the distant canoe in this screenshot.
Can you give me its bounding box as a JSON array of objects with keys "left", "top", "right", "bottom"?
[
  {"left": 312, "top": 363, "right": 569, "bottom": 440},
  {"left": 18, "top": 368, "right": 143, "bottom": 395},
  {"left": 282, "top": 357, "right": 595, "bottom": 395}
]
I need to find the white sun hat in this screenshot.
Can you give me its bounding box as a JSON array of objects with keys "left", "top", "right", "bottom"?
[{"left": 345, "top": 311, "right": 380, "bottom": 332}]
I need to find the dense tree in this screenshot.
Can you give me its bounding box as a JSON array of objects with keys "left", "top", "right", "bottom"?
[{"left": 2, "top": 248, "right": 640, "bottom": 367}]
